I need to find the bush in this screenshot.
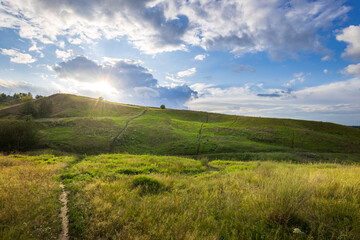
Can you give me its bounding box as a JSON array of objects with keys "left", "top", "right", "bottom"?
[
  {"left": 38, "top": 99, "right": 53, "bottom": 118},
  {"left": 20, "top": 100, "right": 37, "bottom": 117},
  {"left": 132, "top": 175, "right": 164, "bottom": 194},
  {"left": 0, "top": 120, "right": 39, "bottom": 152},
  {"left": 160, "top": 104, "right": 165, "bottom": 109}
]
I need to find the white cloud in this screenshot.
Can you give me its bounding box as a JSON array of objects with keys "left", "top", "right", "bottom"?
[
  {"left": 186, "top": 78, "right": 360, "bottom": 125},
  {"left": 336, "top": 25, "right": 360, "bottom": 61},
  {"left": 68, "top": 38, "right": 82, "bottom": 45},
  {"left": 282, "top": 72, "right": 307, "bottom": 88},
  {"left": 0, "top": 0, "right": 350, "bottom": 56},
  {"left": 342, "top": 63, "right": 360, "bottom": 77},
  {"left": 0, "top": 48, "right": 36, "bottom": 64},
  {"left": 323, "top": 69, "right": 328, "bottom": 74},
  {"left": 177, "top": 67, "right": 196, "bottom": 78},
  {"left": 55, "top": 49, "right": 73, "bottom": 60},
  {"left": 194, "top": 54, "right": 207, "bottom": 61},
  {"left": 58, "top": 41, "right": 65, "bottom": 49},
  {"left": 28, "top": 41, "right": 44, "bottom": 58},
  {"left": 321, "top": 55, "right": 331, "bottom": 61}
]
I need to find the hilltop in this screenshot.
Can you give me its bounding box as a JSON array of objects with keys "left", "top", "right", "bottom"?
[{"left": 1, "top": 93, "right": 359, "bottom": 162}]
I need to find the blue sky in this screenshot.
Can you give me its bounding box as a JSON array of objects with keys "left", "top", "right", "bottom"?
[{"left": 0, "top": 0, "right": 360, "bottom": 125}]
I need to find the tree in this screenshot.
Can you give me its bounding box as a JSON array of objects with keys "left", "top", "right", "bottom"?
[
  {"left": 20, "top": 99, "right": 37, "bottom": 117},
  {"left": 38, "top": 99, "right": 53, "bottom": 118},
  {"left": 160, "top": 104, "right": 166, "bottom": 109},
  {"left": 0, "top": 120, "right": 39, "bottom": 152}
]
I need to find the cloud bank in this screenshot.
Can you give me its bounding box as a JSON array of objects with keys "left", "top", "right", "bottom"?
[
  {"left": 0, "top": 0, "right": 350, "bottom": 56},
  {"left": 187, "top": 78, "right": 360, "bottom": 125},
  {"left": 52, "top": 56, "right": 197, "bottom": 108}
]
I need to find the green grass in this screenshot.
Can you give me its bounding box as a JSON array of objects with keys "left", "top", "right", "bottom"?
[
  {"left": 63, "top": 154, "right": 360, "bottom": 239},
  {"left": 1, "top": 94, "right": 359, "bottom": 161},
  {"left": 0, "top": 154, "right": 74, "bottom": 240},
  {"left": 1, "top": 153, "right": 360, "bottom": 239}
]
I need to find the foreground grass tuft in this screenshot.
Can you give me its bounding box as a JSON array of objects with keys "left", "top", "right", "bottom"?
[{"left": 132, "top": 175, "right": 165, "bottom": 195}]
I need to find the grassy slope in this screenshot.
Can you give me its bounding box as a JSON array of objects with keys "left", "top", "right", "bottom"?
[
  {"left": 1, "top": 94, "right": 360, "bottom": 162},
  {"left": 0, "top": 154, "right": 74, "bottom": 240},
  {"left": 63, "top": 154, "right": 360, "bottom": 240}
]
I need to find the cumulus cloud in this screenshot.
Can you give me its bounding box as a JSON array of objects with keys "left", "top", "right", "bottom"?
[
  {"left": 194, "top": 54, "right": 207, "bottom": 61},
  {"left": 177, "top": 67, "right": 196, "bottom": 78},
  {"left": 0, "top": 48, "right": 36, "bottom": 64},
  {"left": 52, "top": 56, "right": 197, "bottom": 108},
  {"left": 186, "top": 78, "right": 360, "bottom": 125},
  {"left": 0, "top": 0, "right": 350, "bottom": 56},
  {"left": 342, "top": 63, "right": 360, "bottom": 77},
  {"left": 55, "top": 49, "right": 73, "bottom": 60},
  {"left": 336, "top": 25, "right": 360, "bottom": 61}
]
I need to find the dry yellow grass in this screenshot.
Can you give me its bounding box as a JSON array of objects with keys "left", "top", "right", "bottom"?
[{"left": 0, "top": 155, "right": 73, "bottom": 240}]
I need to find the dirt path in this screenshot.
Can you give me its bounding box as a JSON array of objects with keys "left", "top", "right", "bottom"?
[
  {"left": 196, "top": 113, "right": 209, "bottom": 155},
  {"left": 109, "top": 109, "right": 147, "bottom": 153},
  {"left": 58, "top": 183, "right": 69, "bottom": 240}
]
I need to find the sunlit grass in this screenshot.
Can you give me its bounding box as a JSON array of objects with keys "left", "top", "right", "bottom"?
[
  {"left": 0, "top": 154, "right": 73, "bottom": 240},
  {"left": 65, "top": 154, "right": 360, "bottom": 239}
]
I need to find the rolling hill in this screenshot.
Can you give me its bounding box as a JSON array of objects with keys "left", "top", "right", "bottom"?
[{"left": 1, "top": 93, "right": 360, "bottom": 162}]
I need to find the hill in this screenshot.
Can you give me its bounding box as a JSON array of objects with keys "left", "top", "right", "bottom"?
[{"left": 1, "top": 93, "right": 360, "bottom": 162}]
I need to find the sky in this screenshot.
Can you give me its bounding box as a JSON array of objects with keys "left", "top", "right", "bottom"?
[{"left": 0, "top": 0, "right": 360, "bottom": 125}]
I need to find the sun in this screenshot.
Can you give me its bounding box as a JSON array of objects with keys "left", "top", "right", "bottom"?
[
  {"left": 94, "top": 81, "right": 115, "bottom": 93},
  {"left": 83, "top": 81, "right": 117, "bottom": 95}
]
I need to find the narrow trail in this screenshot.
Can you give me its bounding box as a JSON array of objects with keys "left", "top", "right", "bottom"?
[
  {"left": 228, "top": 116, "right": 238, "bottom": 128},
  {"left": 109, "top": 109, "right": 147, "bottom": 153},
  {"left": 196, "top": 113, "right": 209, "bottom": 155},
  {"left": 58, "top": 183, "right": 69, "bottom": 240}
]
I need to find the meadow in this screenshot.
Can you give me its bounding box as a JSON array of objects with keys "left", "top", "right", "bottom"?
[
  {"left": 2, "top": 154, "right": 359, "bottom": 239},
  {"left": 1, "top": 94, "right": 360, "bottom": 239}
]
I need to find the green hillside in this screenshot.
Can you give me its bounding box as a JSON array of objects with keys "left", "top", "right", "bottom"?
[{"left": 1, "top": 93, "right": 360, "bottom": 162}]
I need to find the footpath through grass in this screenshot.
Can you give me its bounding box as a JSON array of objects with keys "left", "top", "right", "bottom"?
[
  {"left": 62, "top": 154, "right": 360, "bottom": 240},
  {"left": 0, "top": 154, "right": 74, "bottom": 240}
]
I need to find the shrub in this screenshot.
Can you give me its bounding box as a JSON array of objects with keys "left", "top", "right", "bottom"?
[
  {"left": 0, "top": 120, "right": 39, "bottom": 152},
  {"left": 37, "top": 99, "right": 53, "bottom": 118},
  {"left": 132, "top": 175, "right": 164, "bottom": 194},
  {"left": 160, "top": 104, "right": 165, "bottom": 109},
  {"left": 20, "top": 99, "right": 37, "bottom": 117}
]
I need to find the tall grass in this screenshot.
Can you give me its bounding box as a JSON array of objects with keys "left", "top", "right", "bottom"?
[
  {"left": 65, "top": 154, "right": 360, "bottom": 239},
  {"left": 0, "top": 155, "right": 73, "bottom": 240}
]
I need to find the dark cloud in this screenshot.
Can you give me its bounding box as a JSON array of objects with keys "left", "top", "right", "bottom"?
[
  {"left": 203, "top": 34, "right": 255, "bottom": 52},
  {"left": 53, "top": 56, "right": 197, "bottom": 108},
  {"left": 257, "top": 93, "right": 281, "bottom": 98}
]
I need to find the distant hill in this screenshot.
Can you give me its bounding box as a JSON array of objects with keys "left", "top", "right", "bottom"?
[{"left": 1, "top": 93, "right": 360, "bottom": 162}]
